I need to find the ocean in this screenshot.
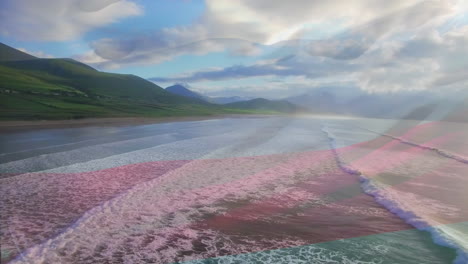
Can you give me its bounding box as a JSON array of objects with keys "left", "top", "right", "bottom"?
[{"left": 0, "top": 116, "right": 467, "bottom": 263}]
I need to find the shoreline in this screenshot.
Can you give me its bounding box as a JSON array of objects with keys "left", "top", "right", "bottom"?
[
  {"left": 1, "top": 114, "right": 454, "bottom": 134},
  {"left": 0, "top": 114, "right": 276, "bottom": 133}
]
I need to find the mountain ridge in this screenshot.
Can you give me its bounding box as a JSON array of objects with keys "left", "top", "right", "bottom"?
[
  {"left": 165, "top": 84, "right": 209, "bottom": 102},
  {"left": 0, "top": 43, "right": 37, "bottom": 62}
]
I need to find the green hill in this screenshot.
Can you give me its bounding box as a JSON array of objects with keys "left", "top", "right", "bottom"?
[
  {"left": 224, "top": 98, "right": 302, "bottom": 113},
  {"left": 0, "top": 58, "right": 190, "bottom": 102},
  {"left": 0, "top": 43, "right": 302, "bottom": 120},
  {"left": 0, "top": 43, "right": 37, "bottom": 62},
  {"left": 0, "top": 43, "right": 225, "bottom": 120}
]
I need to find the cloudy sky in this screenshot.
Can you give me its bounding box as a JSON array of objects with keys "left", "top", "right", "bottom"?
[{"left": 1, "top": 0, "right": 467, "bottom": 98}]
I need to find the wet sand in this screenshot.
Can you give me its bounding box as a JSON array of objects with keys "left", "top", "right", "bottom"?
[{"left": 0, "top": 114, "right": 276, "bottom": 133}]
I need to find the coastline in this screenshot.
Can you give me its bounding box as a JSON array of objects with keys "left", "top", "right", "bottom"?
[{"left": 0, "top": 114, "right": 276, "bottom": 133}]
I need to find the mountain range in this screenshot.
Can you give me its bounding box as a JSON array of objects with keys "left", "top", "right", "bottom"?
[
  {"left": 284, "top": 86, "right": 465, "bottom": 121},
  {"left": 165, "top": 83, "right": 253, "bottom": 104},
  {"left": 163, "top": 83, "right": 457, "bottom": 121},
  {"left": 2, "top": 42, "right": 464, "bottom": 122},
  {"left": 164, "top": 83, "right": 300, "bottom": 113},
  {"left": 165, "top": 84, "right": 209, "bottom": 102},
  {"left": 163, "top": 81, "right": 464, "bottom": 121}
]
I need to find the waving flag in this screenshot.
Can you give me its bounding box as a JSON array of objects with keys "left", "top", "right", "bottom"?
[{"left": 2, "top": 114, "right": 468, "bottom": 264}]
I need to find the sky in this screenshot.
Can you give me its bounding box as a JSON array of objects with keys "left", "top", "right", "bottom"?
[{"left": 1, "top": 0, "right": 468, "bottom": 98}]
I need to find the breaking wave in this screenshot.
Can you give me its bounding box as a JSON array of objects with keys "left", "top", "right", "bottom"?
[{"left": 321, "top": 124, "right": 468, "bottom": 264}]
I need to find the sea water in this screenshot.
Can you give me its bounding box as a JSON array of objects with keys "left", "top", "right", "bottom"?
[{"left": 0, "top": 116, "right": 466, "bottom": 263}]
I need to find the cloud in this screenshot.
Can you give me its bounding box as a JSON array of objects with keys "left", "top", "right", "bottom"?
[
  {"left": 87, "top": 36, "right": 263, "bottom": 69},
  {"left": 295, "top": 0, "right": 454, "bottom": 60},
  {"left": 149, "top": 53, "right": 357, "bottom": 83},
  {"left": 431, "top": 70, "right": 468, "bottom": 87},
  {"left": 0, "top": 0, "right": 142, "bottom": 41},
  {"left": 356, "top": 24, "right": 468, "bottom": 92},
  {"left": 151, "top": 20, "right": 468, "bottom": 95},
  {"left": 150, "top": 63, "right": 289, "bottom": 83},
  {"left": 72, "top": 0, "right": 458, "bottom": 69},
  {"left": 202, "top": 0, "right": 425, "bottom": 44},
  {"left": 17, "top": 48, "right": 54, "bottom": 58},
  {"left": 173, "top": 76, "right": 358, "bottom": 99},
  {"left": 148, "top": 1, "right": 458, "bottom": 85},
  {"left": 6, "top": 0, "right": 465, "bottom": 96}
]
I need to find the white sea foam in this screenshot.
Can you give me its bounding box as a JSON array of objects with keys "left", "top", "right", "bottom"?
[
  {"left": 4, "top": 117, "right": 461, "bottom": 263},
  {"left": 1, "top": 117, "right": 327, "bottom": 175},
  {"left": 321, "top": 123, "right": 468, "bottom": 264},
  {"left": 181, "top": 243, "right": 384, "bottom": 264},
  {"left": 6, "top": 123, "right": 336, "bottom": 263}
]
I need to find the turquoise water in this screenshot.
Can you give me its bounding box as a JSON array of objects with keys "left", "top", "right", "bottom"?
[{"left": 181, "top": 229, "right": 457, "bottom": 264}]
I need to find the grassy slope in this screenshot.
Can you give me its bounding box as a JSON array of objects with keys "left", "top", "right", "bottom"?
[
  {"left": 0, "top": 61, "right": 263, "bottom": 120},
  {"left": 0, "top": 43, "right": 36, "bottom": 61},
  {"left": 0, "top": 43, "right": 301, "bottom": 120},
  {"left": 0, "top": 57, "right": 230, "bottom": 120},
  {"left": 165, "top": 84, "right": 208, "bottom": 102}
]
